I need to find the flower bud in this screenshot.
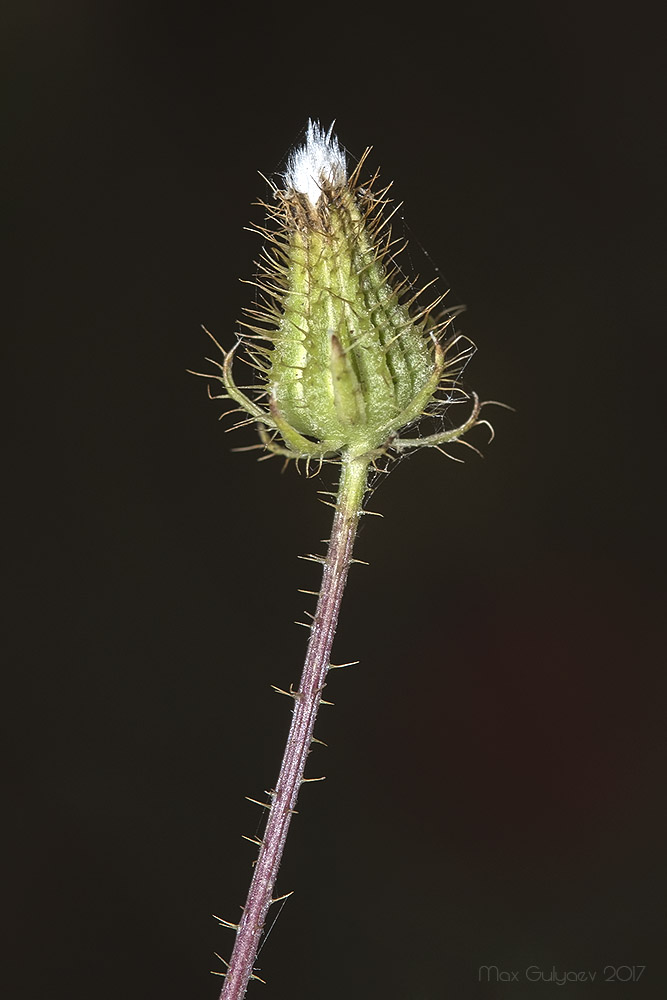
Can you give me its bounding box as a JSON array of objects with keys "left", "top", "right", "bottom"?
[{"left": 209, "top": 120, "right": 483, "bottom": 463}]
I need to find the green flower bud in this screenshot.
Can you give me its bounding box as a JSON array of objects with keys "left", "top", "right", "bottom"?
[{"left": 207, "top": 120, "right": 484, "bottom": 464}]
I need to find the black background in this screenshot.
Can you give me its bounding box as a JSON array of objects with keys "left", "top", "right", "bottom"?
[{"left": 6, "top": 2, "right": 666, "bottom": 998}]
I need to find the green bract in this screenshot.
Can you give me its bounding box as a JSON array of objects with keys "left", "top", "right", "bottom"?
[{"left": 207, "top": 122, "right": 484, "bottom": 466}]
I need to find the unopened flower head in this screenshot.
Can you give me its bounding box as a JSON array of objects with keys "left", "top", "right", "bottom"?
[{"left": 206, "top": 120, "right": 484, "bottom": 465}]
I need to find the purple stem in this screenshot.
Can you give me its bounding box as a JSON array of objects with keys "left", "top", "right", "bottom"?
[{"left": 219, "top": 456, "right": 369, "bottom": 1000}]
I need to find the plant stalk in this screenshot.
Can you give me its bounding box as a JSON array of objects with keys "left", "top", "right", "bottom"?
[{"left": 219, "top": 454, "right": 370, "bottom": 1000}]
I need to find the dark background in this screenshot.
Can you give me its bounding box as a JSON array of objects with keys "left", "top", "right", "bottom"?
[{"left": 6, "top": 2, "right": 666, "bottom": 998}]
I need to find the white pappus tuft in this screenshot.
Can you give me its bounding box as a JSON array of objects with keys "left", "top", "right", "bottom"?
[{"left": 283, "top": 119, "right": 347, "bottom": 205}]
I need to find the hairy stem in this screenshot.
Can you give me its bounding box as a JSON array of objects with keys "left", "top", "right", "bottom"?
[{"left": 219, "top": 454, "right": 370, "bottom": 1000}]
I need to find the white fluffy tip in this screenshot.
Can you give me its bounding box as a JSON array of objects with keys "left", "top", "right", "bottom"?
[{"left": 284, "top": 120, "right": 347, "bottom": 205}]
